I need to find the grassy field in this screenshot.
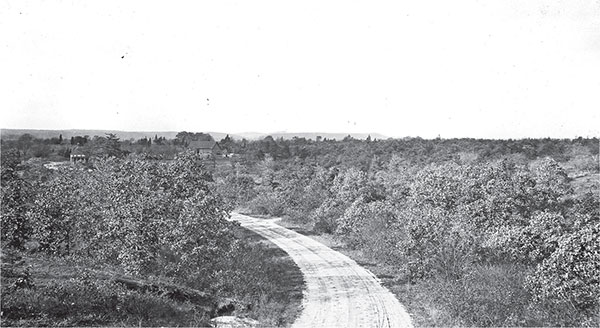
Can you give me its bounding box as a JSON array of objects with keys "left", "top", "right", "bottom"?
[{"left": 0, "top": 225, "right": 305, "bottom": 327}]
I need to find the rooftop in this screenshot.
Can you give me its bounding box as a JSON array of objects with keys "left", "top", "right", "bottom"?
[{"left": 188, "top": 140, "right": 218, "bottom": 149}]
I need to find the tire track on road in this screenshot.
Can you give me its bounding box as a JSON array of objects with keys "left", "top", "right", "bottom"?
[{"left": 231, "top": 213, "right": 412, "bottom": 328}]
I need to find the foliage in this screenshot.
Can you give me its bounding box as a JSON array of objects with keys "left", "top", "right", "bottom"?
[
  {"left": 1, "top": 149, "right": 32, "bottom": 249},
  {"left": 3, "top": 130, "right": 599, "bottom": 326},
  {"left": 217, "top": 138, "right": 599, "bottom": 325},
  {"left": 485, "top": 211, "right": 567, "bottom": 263},
  {"left": 337, "top": 199, "right": 397, "bottom": 259},
  {"left": 26, "top": 173, "right": 81, "bottom": 255},
  {"left": 7, "top": 151, "right": 236, "bottom": 279},
  {"left": 527, "top": 212, "right": 600, "bottom": 312},
  {"left": 1, "top": 149, "right": 306, "bottom": 326},
  {"left": 214, "top": 173, "right": 257, "bottom": 208}
]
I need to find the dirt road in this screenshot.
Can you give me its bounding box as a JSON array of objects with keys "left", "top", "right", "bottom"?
[{"left": 231, "top": 213, "right": 413, "bottom": 328}]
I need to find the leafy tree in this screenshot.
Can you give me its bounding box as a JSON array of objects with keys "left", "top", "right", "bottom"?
[
  {"left": 16, "top": 134, "right": 34, "bottom": 157},
  {"left": 219, "top": 134, "right": 235, "bottom": 153},
  {"left": 104, "top": 133, "right": 124, "bottom": 158},
  {"left": 527, "top": 214, "right": 600, "bottom": 311},
  {"left": 70, "top": 135, "right": 89, "bottom": 146},
  {"left": 27, "top": 174, "right": 80, "bottom": 255},
  {"left": 1, "top": 149, "right": 32, "bottom": 248},
  {"left": 215, "top": 174, "right": 257, "bottom": 208},
  {"left": 175, "top": 131, "right": 214, "bottom": 146},
  {"left": 526, "top": 194, "right": 600, "bottom": 312}
]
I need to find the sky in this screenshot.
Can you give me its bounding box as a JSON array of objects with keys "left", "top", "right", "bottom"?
[{"left": 1, "top": 0, "right": 599, "bottom": 139}]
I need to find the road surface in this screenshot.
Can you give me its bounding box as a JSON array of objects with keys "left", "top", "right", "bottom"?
[{"left": 231, "top": 213, "right": 413, "bottom": 328}]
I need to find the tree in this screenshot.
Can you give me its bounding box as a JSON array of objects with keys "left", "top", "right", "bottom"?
[
  {"left": 22, "top": 151, "right": 235, "bottom": 277},
  {"left": 94, "top": 133, "right": 125, "bottom": 158},
  {"left": 16, "top": 134, "right": 34, "bottom": 157},
  {"left": 219, "top": 134, "right": 235, "bottom": 154},
  {"left": 71, "top": 135, "right": 89, "bottom": 146},
  {"left": 1, "top": 149, "right": 31, "bottom": 248},
  {"left": 175, "top": 132, "right": 214, "bottom": 146},
  {"left": 527, "top": 215, "right": 600, "bottom": 311},
  {"left": 27, "top": 174, "right": 80, "bottom": 255}
]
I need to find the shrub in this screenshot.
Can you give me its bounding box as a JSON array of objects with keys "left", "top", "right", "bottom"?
[
  {"left": 527, "top": 214, "right": 600, "bottom": 312},
  {"left": 484, "top": 210, "right": 568, "bottom": 263},
  {"left": 427, "top": 264, "right": 532, "bottom": 326},
  {"left": 530, "top": 157, "right": 573, "bottom": 211},
  {"left": 214, "top": 174, "right": 257, "bottom": 208},
  {"left": 569, "top": 155, "right": 600, "bottom": 173},
  {"left": 312, "top": 199, "right": 344, "bottom": 233},
  {"left": 248, "top": 190, "right": 285, "bottom": 216},
  {"left": 337, "top": 199, "right": 396, "bottom": 256}
]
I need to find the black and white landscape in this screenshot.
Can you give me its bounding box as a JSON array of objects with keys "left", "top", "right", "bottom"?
[{"left": 1, "top": 1, "right": 599, "bottom": 327}]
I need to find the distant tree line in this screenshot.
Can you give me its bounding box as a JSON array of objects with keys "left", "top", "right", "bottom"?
[{"left": 3, "top": 131, "right": 597, "bottom": 169}]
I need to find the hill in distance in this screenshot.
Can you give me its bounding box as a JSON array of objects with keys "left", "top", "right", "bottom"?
[
  {"left": 1, "top": 129, "right": 387, "bottom": 141},
  {"left": 253, "top": 132, "right": 388, "bottom": 140}
]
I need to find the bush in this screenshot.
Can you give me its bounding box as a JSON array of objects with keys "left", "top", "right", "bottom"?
[
  {"left": 427, "top": 264, "right": 532, "bottom": 326},
  {"left": 336, "top": 199, "right": 396, "bottom": 256},
  {"left": 312, "top": 199, "right": 344, "bottom": 233},
  {"left": 247, "top": 190, "right": 285, "bottom": 216},
  {"left": 569, "top": 155, "right": 600, "bottom": 173},
  {"left": 214, "top": 174, "right": 257, "bottom": 208},
  {"left": 527, "top": 215, "right": 600, "bottom": 312},
  {"left": 392, "top": 205, "right": 477, "bottom": 280},
  {"left": 484, "top": 210, "right": 568, "bottom": 263}
]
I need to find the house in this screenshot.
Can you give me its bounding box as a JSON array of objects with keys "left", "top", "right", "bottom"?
[
  {"left": 70, "top": 147, "right": 87, "bottom": 163},
  {"left": 188, "top": 140, "right": 223, "bottom": 157}
]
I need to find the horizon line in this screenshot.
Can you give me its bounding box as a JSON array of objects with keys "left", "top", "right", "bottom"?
[{"left": 1, "top": 127, "right": 598, "bottom": 140}]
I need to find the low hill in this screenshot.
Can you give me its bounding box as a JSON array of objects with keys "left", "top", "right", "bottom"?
[
  {"left": 1, "top": 129, "right": 388, "bottom": 141},
  {"left": 255, "top": 132, "right": 388, "bottom": 141}
]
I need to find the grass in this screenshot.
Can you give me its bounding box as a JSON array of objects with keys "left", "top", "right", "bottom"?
[
  {"left": 1, "top": 249, "right": 213, "bottom": 327},
  {"left": 0, "top": 224, "right": 305, "bottom": 327},
  {"left": 223, "top": 225, "right": 305, "bottom": 327}
]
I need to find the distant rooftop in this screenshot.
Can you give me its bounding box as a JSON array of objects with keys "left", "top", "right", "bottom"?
[{"left": 188, "top": 140, "right": 218, "bottom": 149}]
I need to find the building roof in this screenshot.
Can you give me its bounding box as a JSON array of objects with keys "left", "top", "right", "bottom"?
[{"left": 188, "top": 140, "right": 220, "bottom": 150}]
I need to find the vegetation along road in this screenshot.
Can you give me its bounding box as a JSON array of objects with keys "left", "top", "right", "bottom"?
[{"left": 231, "top": 213, "right": 413, "bottom": 328}]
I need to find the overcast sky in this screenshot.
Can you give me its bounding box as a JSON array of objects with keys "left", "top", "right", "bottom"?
[{"left": 1, "top": 0, "right": 599, "bottom": 138}]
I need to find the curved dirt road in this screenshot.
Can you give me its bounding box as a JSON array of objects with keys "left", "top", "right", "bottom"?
[{"left": 231, "top": 213, "right": 412, "bottom": 328}]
